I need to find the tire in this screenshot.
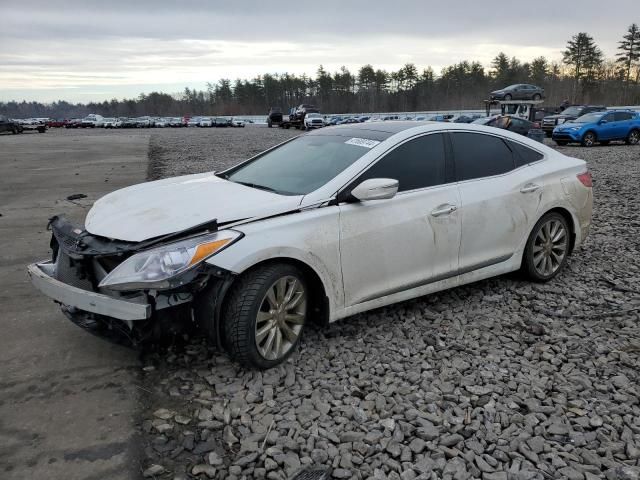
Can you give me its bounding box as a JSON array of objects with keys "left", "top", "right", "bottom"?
[
  {"left": 533, "top": 94, "right": 542, "bottom": 100},
  {"left": 521, "top": 212, "right": 570, "bottom": 282},
  {"left": 504, "top": 94, "right": 512, "bottom": 101},
  {"left": 267, "top": 121, "right": 272, "bottom": 128},
  {"left": 221, "top": 263, "right": 308, "bottom": 369},
  {"left": 626, "top": 129, "right": 640, "bottom": 145},
  {"left": 581, "top": 131, "right": 596, "bottom": 147},
  {"left": 555, "top": 140, "right": 568, "bottom": 146}
]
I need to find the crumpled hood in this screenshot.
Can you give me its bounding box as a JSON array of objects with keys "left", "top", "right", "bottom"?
[{"left": 85, "top": 172, "right": 303, "bottom": 242}]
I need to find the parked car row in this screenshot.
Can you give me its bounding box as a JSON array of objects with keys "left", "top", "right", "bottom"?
[{"left": 43, "top": 115, "right": 249, "bottom": 129}]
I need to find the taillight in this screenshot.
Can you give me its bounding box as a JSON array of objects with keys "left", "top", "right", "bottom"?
[{"left": 577, "top": 171, "right": 592, "bottom": 187}]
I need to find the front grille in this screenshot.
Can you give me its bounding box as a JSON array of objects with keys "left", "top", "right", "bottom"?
[
  {"left": 543, "top": 119, "right": 556, "bottom": 125},
  {"left": 54, "top": 252, "right": 95, "bottom": 291}
]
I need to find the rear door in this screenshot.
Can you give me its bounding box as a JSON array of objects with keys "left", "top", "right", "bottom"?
[
  {"left": 614, "top": 112, "right": 634, "bottom": 139},
  {"left": 339, "top": 133, "right": 461, "bottom": 306},
  {"left": 450, "top": 132, "right": 545, "bottom": 272}
]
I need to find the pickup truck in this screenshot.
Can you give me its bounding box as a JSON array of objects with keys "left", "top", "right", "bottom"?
[
  {"left": 0, "top": 115, "right": 23, "bottom": 134},
  {"left": 18, "top": 118, "right": 47, "bottom": 133}
]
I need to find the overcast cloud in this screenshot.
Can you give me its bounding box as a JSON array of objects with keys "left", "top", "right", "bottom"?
[{"left": 1, "top": 1, "right": 635, "bottom": 102}]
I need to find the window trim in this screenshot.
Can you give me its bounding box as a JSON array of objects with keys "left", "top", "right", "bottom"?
[{"left": 335, "top": 131, "right": 454, "bottom": 203}]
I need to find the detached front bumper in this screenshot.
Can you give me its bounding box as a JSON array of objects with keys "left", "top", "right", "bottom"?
[{"left": 28, "top": 261, "right": 151, "bottom": 321}]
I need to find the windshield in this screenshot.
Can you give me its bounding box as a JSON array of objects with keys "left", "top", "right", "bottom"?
[
  {"left": 574, "top": 112, "right": 605, "bottom": 123},
  {"left": 561, "top": 106, "right": 583, "bottom": 116},
  {"left": 307, "top": 113, "right": 321, "bottom": 118},
  {"left": 224, "top": 135, "right": 377, "bottom": 195}
]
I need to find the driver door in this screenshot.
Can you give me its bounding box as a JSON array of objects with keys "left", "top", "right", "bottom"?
[{"left": 338, "top": 133, "right": 461, "bottom": 307}]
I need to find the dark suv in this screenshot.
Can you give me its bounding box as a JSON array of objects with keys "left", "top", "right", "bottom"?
[
  {"left": 0, "top": 115, "right": 23, "bottom": 134},
  {"left": 542, "top": 105, "right": 606, "bottom": 136},
  {"left": 267, "top": 107, "right": 283, "bottom": 128}
]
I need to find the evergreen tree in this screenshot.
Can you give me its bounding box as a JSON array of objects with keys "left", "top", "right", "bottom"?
[{"left": 616, "top": 23, "right": 640, "bottom": 85}]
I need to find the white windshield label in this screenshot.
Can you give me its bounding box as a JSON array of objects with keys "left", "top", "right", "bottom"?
[{"left": 344, "top": 137, "right": 380, "bottom": 149}]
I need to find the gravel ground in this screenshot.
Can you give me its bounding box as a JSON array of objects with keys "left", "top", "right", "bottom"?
[{"left": 140, "top": 127, "right": 640, "bottom": 480}]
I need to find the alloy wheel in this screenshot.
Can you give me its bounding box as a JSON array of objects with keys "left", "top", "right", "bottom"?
[
  {"left": 255, "top": 276, "right": 306, "bottom": 360},
  {"left": 629, "top": 130, "right": 639, "bottom": 145},
  {"left": 583, "top": 132, "right": 595, "bottom": 147},
  {"left": 532, "top": 219, "right": 568, "bottom": 277}
]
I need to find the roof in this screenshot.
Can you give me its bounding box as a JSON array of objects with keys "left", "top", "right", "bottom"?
[{"left": 309, "top": 121, "right": 436, "bottom": 140}]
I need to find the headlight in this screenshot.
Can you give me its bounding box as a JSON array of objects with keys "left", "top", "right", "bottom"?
[
  {"left": 557, "top": 118, "right": 565, "bottom": 124},
  {"left": 99, "top": 230, "right": 242, "bottom": 290}
]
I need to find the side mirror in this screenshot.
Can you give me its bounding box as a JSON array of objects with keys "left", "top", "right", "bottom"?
[{"left": 350, "top": 178, "right": 399, "bottom": 201}]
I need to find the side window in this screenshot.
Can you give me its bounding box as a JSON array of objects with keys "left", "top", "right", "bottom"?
[
  {"left": 602, "top": 113, "right": 615, "bottom": 122},
  {"left": 358, "top": 134, "right": 447, "bottom": 192},
  {"left": 614, "top": 112, "right": 633, "bottom": 121},
  {"left": 450, "top": 132, "right": 515, "bottom": 181},
  {"left": 506, "top": 140, "right": 544, "bottom": 167}
]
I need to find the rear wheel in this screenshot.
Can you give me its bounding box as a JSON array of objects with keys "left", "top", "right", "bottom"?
[
  {"left": 626, "top": 129, "right": 640, "bottom": 145},
  {"left": 581, "top": 131, "right": 596, "bottom": 147},
  {"left": 222, "top": 264, "right": 308, "bottom": 369},
  {"left": 522, "top": 212, "right": 570, "bottom": 282},
  {"left": 533, "top": 93, "right": 542, "bottom": 100}
]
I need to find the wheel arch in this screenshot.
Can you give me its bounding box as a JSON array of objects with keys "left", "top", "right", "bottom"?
[{"left": 537, "top": 206, "right": 577, "bottom": 255}]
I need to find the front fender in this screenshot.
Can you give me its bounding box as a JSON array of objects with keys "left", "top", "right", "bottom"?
[{"left": 204, "top": 207, "right": 344, "bottom": 316}]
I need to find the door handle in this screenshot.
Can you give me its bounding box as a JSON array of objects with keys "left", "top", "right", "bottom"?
[
  {"left": 430, "top": 204, "right": 458, "bottom": 217},
  {"left": 520, "top": 183, "right": 541, "bottom": 193}
]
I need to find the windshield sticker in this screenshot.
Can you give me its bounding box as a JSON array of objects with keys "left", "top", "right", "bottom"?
[{"left": 344, "top": 138, "right": 380, "bottom": 149}]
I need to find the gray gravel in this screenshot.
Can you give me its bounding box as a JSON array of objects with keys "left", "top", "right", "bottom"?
[{"left": 141, "top": 128, "right": 640, "bottom": 480}]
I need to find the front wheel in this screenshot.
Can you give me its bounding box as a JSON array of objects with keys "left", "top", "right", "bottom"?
[
  {"left": 581, "top": 131, "right": 596, "bottom": 147},
  {"left": 626, "top": 129, "right": 639, "bottom": 145},
  {"left": 504, "top": 94, "right": 512, "bottom": 101},
  {"left": 222, "top": 264, "right": 308, "bottom": 369},
  {"left": 521, "top": 212, "right": 570, "bottom": 282},
  {"left": 533, "top": 93, "right": 542, "bottom": 100}
]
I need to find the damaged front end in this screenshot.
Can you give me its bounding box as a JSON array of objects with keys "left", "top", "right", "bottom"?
[{"left": 27, "top": 215, "right": 236, "bottom": 347}]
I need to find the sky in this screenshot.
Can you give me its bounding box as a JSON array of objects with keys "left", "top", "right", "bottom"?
[{"left": 1, "top": 1, "right": 635, "bottom": 103}]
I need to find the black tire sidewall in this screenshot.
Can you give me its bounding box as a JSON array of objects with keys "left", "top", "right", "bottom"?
[
  {"left": 223, "top": 264, "right": 308, "bottom": 369},
  {"left": 522, "top": 212, "right": 570, "bottom": 282}
]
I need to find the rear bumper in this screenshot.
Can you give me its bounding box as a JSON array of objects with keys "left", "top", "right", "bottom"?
[{"left": 28, "top": 261, "right": 151, "bottom": 321}]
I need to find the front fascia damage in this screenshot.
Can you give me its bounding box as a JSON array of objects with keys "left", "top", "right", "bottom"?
[{"left": 44, "top": 215, "right": 235, "bottom": 346}]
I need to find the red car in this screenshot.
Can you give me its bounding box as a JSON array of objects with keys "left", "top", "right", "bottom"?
[{"left": 48, "top": 119, "right": 69, "bottom": 128}]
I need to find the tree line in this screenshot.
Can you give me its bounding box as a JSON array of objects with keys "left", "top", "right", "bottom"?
[{"left": 2, "top": 25, "right": 639, "bottom": 119}]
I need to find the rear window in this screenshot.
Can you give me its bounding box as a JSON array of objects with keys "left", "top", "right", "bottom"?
[{"left": 506, "top": 140, "right": 544, "bottom": 167}]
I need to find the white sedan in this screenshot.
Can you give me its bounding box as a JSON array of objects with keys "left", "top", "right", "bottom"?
[{"left": 28, "top": 122, "right": 592, "bottom": 368}]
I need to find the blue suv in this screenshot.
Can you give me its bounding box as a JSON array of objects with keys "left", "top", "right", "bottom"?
[{"left": 552, "top": 110, "right": 640, "bottom": 147}]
